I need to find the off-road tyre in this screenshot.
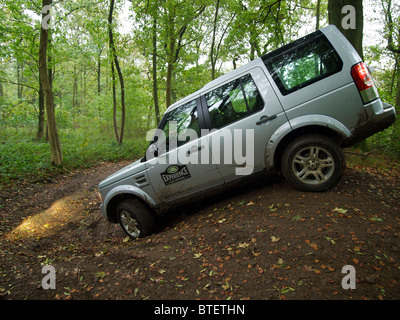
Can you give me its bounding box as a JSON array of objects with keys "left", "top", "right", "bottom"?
[
  {"left": 281, "top": 134, "right": 346, "bottom": 192},
  {"left": 116, "top": 198, "right": 156, "bottom": 239}
]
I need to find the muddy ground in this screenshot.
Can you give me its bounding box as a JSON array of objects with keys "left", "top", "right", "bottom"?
[{"left": 1, "top": 157, "right": 400, "bottom": 301}]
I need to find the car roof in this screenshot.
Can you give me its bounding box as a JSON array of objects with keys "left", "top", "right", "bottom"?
[{"left": 165, "top": 25, "right": 339, "bottom": 114}]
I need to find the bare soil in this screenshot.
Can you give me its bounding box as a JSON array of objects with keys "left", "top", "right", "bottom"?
[{"left": 1, "top": 158, "right": 400, "bottom": 300}]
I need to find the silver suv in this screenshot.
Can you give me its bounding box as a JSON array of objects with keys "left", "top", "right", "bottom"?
[{"left": 98, "top": 25, "right": 396, "bottom": 239}]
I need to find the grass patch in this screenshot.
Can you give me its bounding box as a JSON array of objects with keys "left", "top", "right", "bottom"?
[
  {"left": 345, "top": 148, "right": 400, "bottom": 175},
  {"left": 0, "top": 128, "right": 148, "bottom": 186}
]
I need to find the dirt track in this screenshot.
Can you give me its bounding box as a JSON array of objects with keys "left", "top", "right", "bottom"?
[{"left": 1, "top": 158, "right": 400, "bottom": 300}]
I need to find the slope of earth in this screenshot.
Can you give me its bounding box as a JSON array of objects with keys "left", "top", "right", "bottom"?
[{"left": 1, "top": 157, "right": 400, "bottom": 300}]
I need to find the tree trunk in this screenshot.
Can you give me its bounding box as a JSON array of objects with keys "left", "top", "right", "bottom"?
[
  {"left": 316, "top": 0, "right": 321, "bottom": 30},
  {"left": 72, "top": 65, "right": 78, "bottom": 114},
  {"left": 166, "top": 60, "right": 173, "bottom": 108},
  {"left": 210, "top": 0, "right": 220, "bottom": 80},
  {"left": 329, "top": 0, "right": 367, "bottom": 151},
  {"left": 328, "top": 0, "right": 364, "bottom": 59},
  {"left": 152, "top": 17, "right": 160, "bottom": 124},
  {"left": 36, "top": 75, "right": 45, "bottom": 140},
  {"left": 97, "top": 52, "right": 102, "bottom": 95},
  {"left": 383, "top": 0, "right": 400, "bottom": 111},
  {"left": 39, "top": 0, "right": 63, "bottom": 165},
  {"left": 396, "top": 77, "right": 400, "bottom": 110},
  {"left": 108, "top": 0, "right": 125, "bottom": 144},
  {"left": 111, "top": 63, "right": 119, "bottom": 142},
  {"left": 97, "top": 60, "right": 101, "bottom": 95},
  {"left": 17, "top": 60, "right": 24, "bottom": 99},
  {"left": 163, "top": 5, "right": 205, "bottom": 108}
]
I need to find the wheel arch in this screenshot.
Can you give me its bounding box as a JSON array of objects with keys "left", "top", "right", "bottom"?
[
  {"left": 272, "top": 124, "right": 346, "bottom": 172},
  {"left": 103, "top": 186, "right": 158, "bottom": 223}
]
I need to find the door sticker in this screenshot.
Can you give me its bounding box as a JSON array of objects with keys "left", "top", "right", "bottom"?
[{"left": 161, "top": 165, "right": 191, "bottom": 185}]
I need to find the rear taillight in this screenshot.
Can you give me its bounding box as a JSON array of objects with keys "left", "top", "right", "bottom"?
[{"left": 351, "top": 62, "right": 378, "bottom": 104}]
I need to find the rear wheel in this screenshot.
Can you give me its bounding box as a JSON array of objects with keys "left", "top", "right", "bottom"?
[
  {"left": 116, "top": 198, "right": 155, "bottom": 239},
  {"left": 281, "top": 134, "right": 345, "bottom": 192}
]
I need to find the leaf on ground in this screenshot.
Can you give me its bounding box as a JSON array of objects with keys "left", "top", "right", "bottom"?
[
  {"left": 271, "top": 236, "right": 280, "bottom": 243},
  {"left": 333, "top": 207, "right": 347, "bottom": 214},
  {"left": 238, "top": 242, "right": 249, "bottom": 248}
]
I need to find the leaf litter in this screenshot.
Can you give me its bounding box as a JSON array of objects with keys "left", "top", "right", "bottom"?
[{"left": 1, "top": 160, "right": 400, "bottom": 300}]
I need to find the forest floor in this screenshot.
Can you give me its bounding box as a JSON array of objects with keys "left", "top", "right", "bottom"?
[{"left": 1, "top": 155, "right": 400, "bottom": 301}]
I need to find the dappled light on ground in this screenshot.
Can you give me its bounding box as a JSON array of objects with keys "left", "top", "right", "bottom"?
[{"left": 6, "top": 193, "right": 87, "bottom": 241}]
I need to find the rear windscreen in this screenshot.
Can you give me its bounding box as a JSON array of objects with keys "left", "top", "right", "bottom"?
[{"left": 263, "top": 33, "right": 343, "bottom": 95}]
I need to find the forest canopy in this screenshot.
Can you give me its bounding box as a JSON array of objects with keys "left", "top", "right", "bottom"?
[{"left": 0, "top": 0, "right": 399, "bottom": 183}]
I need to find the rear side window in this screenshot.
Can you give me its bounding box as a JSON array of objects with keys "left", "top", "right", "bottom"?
[
  {"left": 263, "top": 33, "right": 343, "bottom": 95},
  {"left": 205, "top": 74, "right": 264, "bottom": 129}
]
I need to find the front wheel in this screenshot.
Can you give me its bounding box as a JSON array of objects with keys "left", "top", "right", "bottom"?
[
  {"left": 116, "top": 198, "right": 156, "bottom": 239},
  {"left": 281, "top": 135, "right": 345, "bottom": 192}
]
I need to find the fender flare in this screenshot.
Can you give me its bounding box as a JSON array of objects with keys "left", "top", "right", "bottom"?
[
  {"left": 265, "top": 115, "right": 351, "bottom": 168},
  {"left": 101, "top": 185, "right": 159, "bottom": 221}
]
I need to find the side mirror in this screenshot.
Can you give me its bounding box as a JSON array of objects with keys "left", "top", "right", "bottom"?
[{"left": 146, "top": 143, "right": 158, "bottom": 161}]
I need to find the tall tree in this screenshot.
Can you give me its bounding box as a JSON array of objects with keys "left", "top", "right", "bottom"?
[
  {"left": 162, "top": 0, "right": 206, "bottom": 107},
  {"left": 36, "top": 75, "right": 45, "bottom": 140},
  {"left": 131, "top": 0, "right": 162, "bottom": 124},
  {"left": 328, "top": 0, "right": 364, "bottom": 59},
  {"left": 329, "top": 0, "right": 368, "bottom": 150},
  {"left": 152, "top": 16, "right": 161, "bottom": 124},
  {"left": 108, "top": 0, "right": 125, "bottom": 144},
  {"left": 316, "top": 0, "right": 322, "bottom": 30},
  {"left": 381, "top": 0, "right": 400, "bottom": 110},
  {"left": 209, "top": 0, "right": 236, "bottom": 80},
  {"left": 39, "top": 0, "right": 63, "bottom": 165}
]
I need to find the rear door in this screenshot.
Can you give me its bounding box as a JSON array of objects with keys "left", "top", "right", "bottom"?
[
  {"left": 145, "top": 98, "right": 224, "bottom": 203},
  {"left": 200, "top": 67, "right": 287, "bottom": 182}
]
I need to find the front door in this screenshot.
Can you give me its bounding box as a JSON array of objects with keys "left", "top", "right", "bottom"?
[{"left": 145, "top": 98, "right": 224, "bottom": 203}]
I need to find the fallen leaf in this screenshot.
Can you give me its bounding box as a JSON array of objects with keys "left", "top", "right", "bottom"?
[
  {"left": 271, "top": 236, "right": 280, "bottom": 243},
  {"left": 333, "top": 207, "right": 347, "bottom": 214},
  {"left": 252, "top": 250, "right": 261, "bottom": 257},
  {"left": 372, "top": 265, "right": 382, "bottom": 271},
  {"left": 238, "top": 242, "right": 250, "bottom": 248},
  {"left": 222, "top": 283, "right": 230, "bottom": 290}
]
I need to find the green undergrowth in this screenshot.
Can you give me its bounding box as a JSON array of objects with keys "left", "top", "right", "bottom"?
[{"left": 0, "top": 128, "right": 148, "bottom": 187}]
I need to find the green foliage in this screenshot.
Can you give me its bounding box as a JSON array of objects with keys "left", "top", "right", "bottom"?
[
  {"left": 0, "top": 127, "right": 148, "bottom": 185},
  {"left": 366, "top": 124, "right": 400, "bottom": 159},
  {"left": 1, "top": 0, "right": 400, "bottom": 184}
]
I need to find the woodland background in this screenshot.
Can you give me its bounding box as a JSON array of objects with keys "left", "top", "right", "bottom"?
[{"left": 1, "top": 0, "right": 399, "bottom": 185}]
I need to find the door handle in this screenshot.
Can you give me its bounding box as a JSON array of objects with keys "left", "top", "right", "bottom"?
[
  {"left": 256, "top": 114, "right": 277, "bottom": 125},
  {"left": 187, "top": 145, "right": 204, "bottom": 155}
]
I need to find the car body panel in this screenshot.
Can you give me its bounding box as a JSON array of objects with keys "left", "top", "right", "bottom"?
[{"left": 98, "top": 25, "right": 396, "bottom": 223}]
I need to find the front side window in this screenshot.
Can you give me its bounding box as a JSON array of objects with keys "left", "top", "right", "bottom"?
[
  {"left": 264, "top": 33, "right": 343, "bottom": 95},
  {"left": 205, "top": 74, "right": 264, "bottom": 129},
  {"left": 158, "top": 99, "right": 200, "bottom": 152}
]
